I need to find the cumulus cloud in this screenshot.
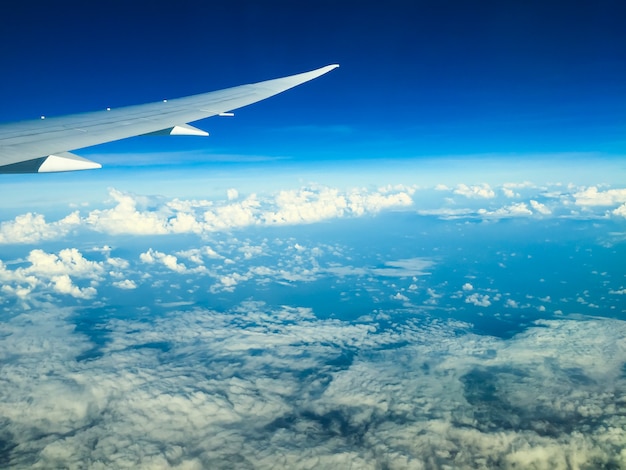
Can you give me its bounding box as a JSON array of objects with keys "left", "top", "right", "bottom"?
[
  {"left": 27, "top": 248, "right": 104, "bottom": 278},
  {"left": 0, "top": 211, "right": 80, "bottom": 244},
  {"left": 176, "top": 246, "right": 223, "bottom": 264},
  {"left": 465, "top": 293, "right": 492, "bottom": 307},
  {"left": 85, "top": 188, "right": 170, "bottom": 235},
  {"left": 140, "top": 248, "right": 188, "bottom": 273},
  {"left": 529, "top": 199, "right": 551, "bottom": 215},
  {"left": 112, "top": 279, "right": 137, "bottom": 289},
  {"left": 391, "top": 292, "right": 409, "bottom": 302},
  {"left": 613, "top": 204, "right": 626, "bottom": 218},
  {"left": 16, "top": 186, "right": 404, "bottom": 241},
  {"left": 454, "top": 183, "right": 496, "bottom": 199},
  {"left": 573, "top": 186, "right": 626, "bottom": 206},
  {"left": 0, "top": 248, "right": 126, "bottom": 300},
  {"left": 227, "top": 188, "right": 239, "bottom": 201},
  {"left": 501, "top": 187, "right": 518, "bottom": 198},
  {"left": 51, "top": 274, "right": 97, "bottom": 299}
]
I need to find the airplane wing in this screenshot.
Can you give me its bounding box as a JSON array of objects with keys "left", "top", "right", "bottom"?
[{"left": 0, "top": 64, "right": 339, "bottom": 174}]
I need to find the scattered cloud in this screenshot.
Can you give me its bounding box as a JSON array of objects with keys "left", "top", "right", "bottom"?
[
  {"left": 506, "top": 299, "right": 519, "bottom": 308},
  {"left": 140, "top": 248, "right": 188, "bottom": 273},
  {"left": 613, "top": 204, "right": 626, "bottom": 218},
  {"left": 372, "top": 258, "right": 434, "bottom": 277},
  {"left": 465, "top": 293, "right": 492, "bottom": 307},
  {"left": 0, "top": 248, "right": 107, "bottom": 300},
  {"left": 227, "top": 188, "right": 239, "bottom": 201},
  {"left": 573, "top": 186, "right": 626, "bottom": 206},
  {"left": 454, "top": 183, "right": 496, "bottom": 199},
  {"left": 529, "top": 199, "right": 551, "bottom": 215},
  {"left": 112, "top": 279, "right": 137, "bottom": 289},
  {"left": 0, "top": 211, "right": 80, "bottom": 244},
  {"left": 478, "top": 202, "right": 533, "bottom": 218}
]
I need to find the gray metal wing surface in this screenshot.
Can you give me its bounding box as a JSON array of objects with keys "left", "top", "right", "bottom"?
[{"left": 0, "top": 64, "right": 339, "bottom": 173}]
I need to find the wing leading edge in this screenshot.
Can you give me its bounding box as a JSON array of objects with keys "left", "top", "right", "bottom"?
[{"left": 0, "top": 64, "right": 339, "bottom": 174}]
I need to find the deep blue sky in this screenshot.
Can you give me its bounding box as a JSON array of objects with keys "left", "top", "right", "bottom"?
[{"left": 1, "top": 0, "right": 625, "bottom": 163}]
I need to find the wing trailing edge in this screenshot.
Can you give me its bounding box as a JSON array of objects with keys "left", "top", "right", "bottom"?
[{"left": 0, "top": 152, "right": 101, "bottom": 174}]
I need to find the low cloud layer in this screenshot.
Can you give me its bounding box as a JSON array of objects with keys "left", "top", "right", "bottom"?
[{"left": 0, "top": 302, "right": 624, "bottom": 468}]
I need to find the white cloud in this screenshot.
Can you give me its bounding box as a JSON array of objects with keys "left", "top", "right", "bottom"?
[
  {"left": 1, "top": 303, "right": 624, "bottom": 468},
  {"left": 140, "top": 248, "right": 188, "bottom": 273},
  {"left": 0, "top": 211, "right": 80, "bottom": 244},
  {"left": 462, "top": 283, "right": 473, "bottom": 291},
  {"left": 573, "top": 186, "right": 626, "bottom": 206},
  {"left": 106, "top": 256, "right": 129, "bottom": 269},
  {"left": 227, "top": 188, "right": 239, "bottom": 200},
  {"left": 530, "top": 199, "right": 551, "bottom": 215},
  {"left": 425, "top": 288, "right": 442, "bottom": 305},
  {"left": 0, "top": 248, "right": 134, "bottom": 301},
  {"left": 465, "top": 293, "right": 492, "bottom": 307},
  {"left": 502, "top": 187, "right": 518, "bottom": 198},
  {"left": 176, "top": 246, "right": 223, "bottom": 264},
  {"left": 454, "top": 183, "right": 495, "bottom": 199},
  {"left": 51, "top": 274, "right": 96, "bottom": 299},
  {"left": 112, "top": 279, "right": 137, "bottom": 289},
  {"left": 372, "top": 258, "right": 434, "bottom": 277},
  {"left": 391, "top": 292, "right": 409, "bottom": 302},
  {"left": 613, "top": 204, "right": 626, "bottom": 218},
  {"left": 478, "top": 202, "right": 533, "bottom": 218},
  {"left": 85, "top": 188, "right": 170, "bottom": 235},
  {"left": 203, "top": 194, "right": 261, "bottom": 230},
  {"left": 264, "top": 187, "right": 348, "bottom": 224},
  {"left": 502, "top": 181, "right": 534, "bottom": 194},
  {"left": 417, "top": 208, "right": 475, "bottom": 219},
  {"left": 27, "top": 248, "right": 104, "bottom": 278}
]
